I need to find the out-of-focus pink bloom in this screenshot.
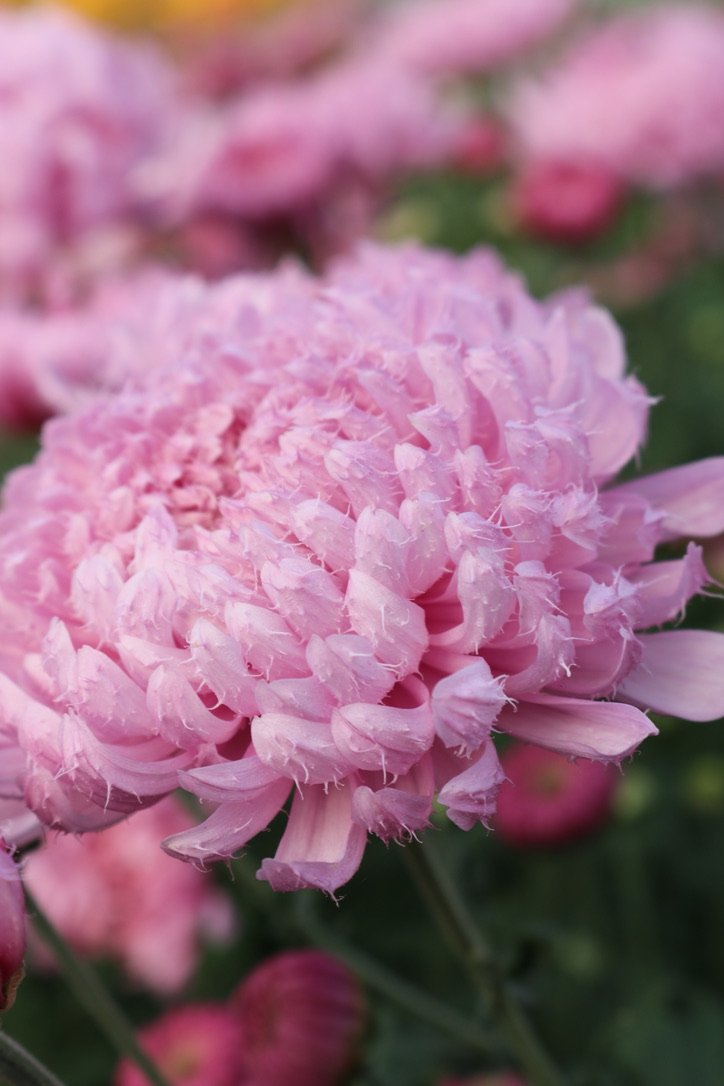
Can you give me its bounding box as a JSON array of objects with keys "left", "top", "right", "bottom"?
[
  {"left": 0, "top": 6, "right": 175, "bottom": 304},
  {"left": 114, "top": 1003, "right": 243, "bottom": 1086},
  {"left": 0, "top": 243, "right": 723, "bottom": 895},
  {"left": 235, "top": 950, "right": 365, "bottom": 1086},
  {"left": 494, "top": 742, "right": 618, "bottom": 847},
  {"left": 374, "top": 0, "right": 575, "bottom": 80},
  {"left": 23, "top": 797, "right": 234, "bottom": 993},
  {"left": 509, "top": 5, "right": 724, "bottom": 198},
  {"left": 510, "top": 161, "right": 624, "bottom": 244},
  {"left": 164, "top": 59, "right": 462, "bottom": 230},
  {"left": 0, "top": 839, "right": 25, "bottom": 1012},
  {"left": 182, "top": 0, "right": 366, "bottom": 99}
]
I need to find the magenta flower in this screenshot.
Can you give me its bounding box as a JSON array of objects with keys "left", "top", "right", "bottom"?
[
  {"left": 235, "top": 949, "right": 365, "bottom": 1086},
  {"left": 0, "top": 5, "right": 174, "bottom": 304},
  {"left": 508, "top": 5, "right": 724, "bottom": 200},
  {"left": 24, "top": 796, "right": 234, "bottom": 994},
  {"left": 493, "top": 742, "right": 618, "bottom": 847},
  {"left": 0, "top": 243, "right": 722, "bottom": 895},
  {"left": 0, "top": 838, "right": 25, "bottom": 1012},
  {"left": 114, "top": 1003, "right": 243, "bottom": 1086}
]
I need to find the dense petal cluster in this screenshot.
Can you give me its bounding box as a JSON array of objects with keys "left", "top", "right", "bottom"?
[
  {"left": 24, "top": 797, "right": 234, "bottom": 993},
  {"left": 0, "top": 243, "right": 723, "bottom": 895},
  {"left": 509, "top": 5, "right": 724, "bottom": 192},
  {"left": 0, "top": 5, "right": 175, "bottom": 304}
]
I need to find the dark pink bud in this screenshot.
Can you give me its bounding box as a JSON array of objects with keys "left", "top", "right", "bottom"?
[
  {"left": 235, "top": 949, "right": 366, "bottom": 1086},
  {"left": 494, "top": 742, "right": 618, "bottom": 847},
  {"left": 452, "top": 115, "right": 506, "bottom": 176},
  {"left": 0, "top": 840, "right": 25, "bottom": 1012},
  {"left": 511, "top": 160, "right": 624, "bottom": 244}
]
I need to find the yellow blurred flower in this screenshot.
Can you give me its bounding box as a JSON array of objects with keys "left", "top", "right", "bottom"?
[{"left": 4, "top": 0, "right": 304, "bottom": 31}]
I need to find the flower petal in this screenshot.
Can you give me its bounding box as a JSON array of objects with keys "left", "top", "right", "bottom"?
[
  {"left": 618, "top": 630, "right": 724, "bottom": 722},
  {"left": 499, "top": 694, "right": 657, "bottom": 761}
]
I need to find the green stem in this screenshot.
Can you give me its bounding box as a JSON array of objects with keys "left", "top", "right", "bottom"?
[
  {"left": 0, "top": 1030, "right": 67, "bottom": 1086},
  {"left": 292, "top": 896, "right": 494, "bottom": 1055},
  {"left": 403, "top": 837, "right": 565, "bottom": 1086},
  {"left": 24, "top": 892, "right": 171, "bottom": 1086}
]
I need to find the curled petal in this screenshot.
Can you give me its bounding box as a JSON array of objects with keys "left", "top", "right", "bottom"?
[
  {"left": 252, "top": 713, "right": 351, "bottom": 786},
  {"left": 345, "top": 570, "right": 428, "bottom": 677},
  {"left": 331, "top": 684, "right": 435, "bottom": 777},
  {"left": 618, "top": 630, "right": 724, "bottom": 722},
  {"left": 627, "top": 545, "right": 709, "bottom": 629},
  {"left": 162, "top": 783, "right": 291, "bottom": 865},
  {"left": 306, "top": 634, "right": 395, "bottom": 705},
  {"left": 259, "top": 781, "right": 366, "bottom": 895},
  {"left": 431, "top": 659, "right": 508, "bottom": 754},
  {"left": 147, "top": 665, "right": 240, "bottom": 746},
  {"left": 438, "top": 740, "right": 506, "bottom": 830}
]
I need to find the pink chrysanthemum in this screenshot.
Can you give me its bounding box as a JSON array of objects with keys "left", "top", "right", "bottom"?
[
  {"left": 374, "top": 0, "right": 575, "bottom": 80},
  {"left": 0, "top": 5, "right": 174, "bottom": 303},
  {"left": 114, "top": 1003, "right": 243, "bottom": 1086},
  {"left": 0, "top": 243, "right": 723, "bottom": 895},
  {"left": 508, "top": 4, "right": 724, "bottom": 194},
  {"left": 493, "top": 742, "right": 617, "bottom": 847},
  {"left": 24, "top": 796, "right": 234, "bottom": 993},
  {"left": 235, "top": 949, "right": 365, "bottom": 1085},
  {"left": 0, "top": 837, "right": 25, "bottom": 1012}
]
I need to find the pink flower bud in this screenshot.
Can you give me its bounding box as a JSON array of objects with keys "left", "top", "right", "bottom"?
[
  {"left": 235, "top": 950, "right": 366, "bottom": 1086},
  {"left": 0, "top": 840, "right": 25, "bottom": 1012},
  {"left": 114, "top": 1004, "right": 242, "bottom": 1086},
  {"left": 494, "top": 743, "right": 618, "bottom": 847},
  {"left": 511, "top": 161, "right": 624, "bottom": 244}
]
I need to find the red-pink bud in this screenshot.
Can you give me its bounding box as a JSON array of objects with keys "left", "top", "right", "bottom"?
[
  {"left": 511, "top": 160, "right": 624, "bottom": 244},
  {"left": 235, "top": 949, "right": 366, "bottom": 1086},
  {"left": 494, "top": 743, "right": 618, "bottom": 847},
  {"left": 0, "top": 839, "right": 25, "bottom": 1012},
  {"left": 114, "top": 1004, "right": 243, "bottom": 1086}
]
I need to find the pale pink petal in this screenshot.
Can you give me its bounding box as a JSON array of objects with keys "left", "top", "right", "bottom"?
[
  {"left": 499, "top": 694, "right": 657, "bottom": 761},
  {"left": 331, "top": 681, "right": 435, "bottom": 777},
  {"left": 437, "top": 740, "right": 506, "bottom": 830},
  {"left": 431, "top": 659, "right": 508, "bottom": 754},
  {"left": 162, "top": 784, "right": 291, "bottom": 864},
  {"left": 611, "top": 459, "right": 724, "bottom": 542},
  {"left": 627, "top": 545, "right": 709, "bottom": 628},
  {"left": 259, "top": 781, "right": 366, "bottom": 895},
  {"left": 252, "top": 713, "right": 352, "bottom": 786},
  {"left": 618, "top": 630, "right": 724, "bottom": 722}
]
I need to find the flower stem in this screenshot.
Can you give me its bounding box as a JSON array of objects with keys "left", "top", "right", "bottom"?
[
  {"left": 24, "top": 891, "right": 172, "bottom": 1086},
  {"left": 292, "top": 894, "right": 495, "bottom": 1056},
  {"left": 0, "top": 1030, "right": 68, "bottom": 1086},
  {"left": 403, "top": 836, "right": 565, "bottom": 1086}
]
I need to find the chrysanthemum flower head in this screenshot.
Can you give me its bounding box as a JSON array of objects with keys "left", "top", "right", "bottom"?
[
  {"left": 0, "top": 838, "right": 25, "bottom": 1012},
  {"left": 235, "top": 949, "right": 366, "bottom": 1085},
  {"left": 0, "top": 242, "right": 723, "bottom": 896},
  {"left": 114, "top": 1003, "right": 243, "bottom": 1086},
  {"left": 493, "top": 742, "right": 618, "bottom": 847}
]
